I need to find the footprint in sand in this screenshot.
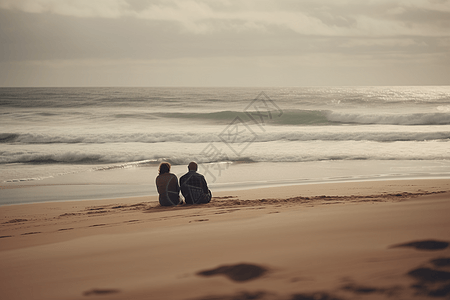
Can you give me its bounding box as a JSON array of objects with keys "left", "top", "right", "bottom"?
[
  {"left": 189, "top": 290, "right": 343, "bottom": 300},
  {"left": 389, "top": 240, "right": 450, "bottom": 297},
  {"left": 408, "top": 267, "right": 450, "bottom": 282},
  {"left": 83, "top": 289, "right": 120, "bottom": 296},
  {"left": 189, "top": 219, "right": 209, "bottom": 223},
  {"left": 21, "top": 232, "right": 41, "bottom": 235},
  {"left": 188, "top": 291, "right": 274, "bottom": 300},
  {"left": 197, "top": 263, "right": 268, "bottom": 282},
  {"left": 431, "top": 258, "right": 450, "bottom": 268},
  {"left": 2, "top": 219, "right": 28, "bottom": 224},
  {"left": 340, "top": 282, "right": 401, "bottom": 297},
  {"left": 58, "top": 228, "right": 74, "bottom": 231},
  {"left": 88, "top": 224, "right": 106, "bottom": 227},
  {"left": 389, "top": 239, "right": 449, "bottom": 251},
  {"left": 408, "top": 257, "right": 450, "bottom": 298}
]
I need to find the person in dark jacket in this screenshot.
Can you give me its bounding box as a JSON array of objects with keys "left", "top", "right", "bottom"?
[
  {"left": 180, "top": 162, "right": 212, "bottom": 204},
  {"left": 155, "top": 162, "right": 181, "bottom": 206}
]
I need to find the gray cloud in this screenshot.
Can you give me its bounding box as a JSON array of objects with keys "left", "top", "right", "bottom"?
[
  {"left": 2, "top": 0, "right": 449, "bottom": 35},
  {"left": 1, "top": 0, "right": 449, "bottom": 86}
]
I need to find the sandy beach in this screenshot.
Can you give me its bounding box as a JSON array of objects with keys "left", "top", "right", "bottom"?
[
  {"left": 2, "top": 1, "right": 450, "bottom": 299},
  {"left": 1, "top": 179, "right": 450, "bottom": 300}
]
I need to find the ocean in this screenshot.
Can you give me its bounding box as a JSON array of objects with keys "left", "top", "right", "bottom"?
[{"left": 1, "top": 86, "right": 450, "bottom": 205}]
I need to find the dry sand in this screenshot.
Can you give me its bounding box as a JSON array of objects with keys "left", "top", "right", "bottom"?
[{"left": 1, "top": 179, "right": 450, "bottom": 300}]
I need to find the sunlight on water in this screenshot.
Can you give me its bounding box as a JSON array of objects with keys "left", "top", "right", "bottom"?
[{"left": 1, "top": 86, "right": 449, "bottom": 203}]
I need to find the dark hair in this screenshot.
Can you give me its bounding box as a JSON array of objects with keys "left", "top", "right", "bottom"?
[
  {"left": 159, "top": 162, "right": 171, "bottom": 175},
  {"left": 188, "top": 161, "right": 198, "bottom": 171}
]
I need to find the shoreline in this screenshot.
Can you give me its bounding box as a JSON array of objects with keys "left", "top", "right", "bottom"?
[
  {"left": 1, "top": 178, "right": 450, "bottom": 300},
  {"left": 1, "top": 176, "right": 450, "bottom": 207},
  {"left": 2, "top": 167, "right": 450, "bottom": 206}
]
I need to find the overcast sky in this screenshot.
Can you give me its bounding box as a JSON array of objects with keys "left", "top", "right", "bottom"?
[{"left": 1, "top": 0, "right": 449, "bottom": 87}]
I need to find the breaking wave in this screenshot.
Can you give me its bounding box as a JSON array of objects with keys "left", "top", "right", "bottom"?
[
  {"left": 2, "top": 129, "right": 449, "bottom": 145},
  {"left": 161, "top": 110, "right": 450, "bottom": 126},
  {"left": 2, "top": 147, "right": 450, "bottom": 166},
  {"left": 325, "top": 111, "right": 450, "bottom": 125}
]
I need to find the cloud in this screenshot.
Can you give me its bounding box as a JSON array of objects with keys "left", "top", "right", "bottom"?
[
  {"left": 1, "top": 0, "right": 449, "bottom": 86},
  {"left": 338, "top": 38, "right": 423, "bottom": 48},
  {"left": 131, "top": 0, "right": 450, "bottom": 36},
  {"left": 1, "top": 0, "right": 449, "bottom": 36},
  {"left": 0, "top": 0, "right": 130, "bottom": 18},
  {"left": 398, "top": 0, "right": 450, "bottom": 12}
]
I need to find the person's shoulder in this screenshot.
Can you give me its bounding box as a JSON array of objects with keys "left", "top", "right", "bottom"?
[
  {"left": 195, "top": 172, "right": 206, "bottom": 180},
  {"left": 157, "top": 172, "right": 174, "bottom": 179},
  {"left": 155, "top": 174, "right": 162, "bottom": 183}
]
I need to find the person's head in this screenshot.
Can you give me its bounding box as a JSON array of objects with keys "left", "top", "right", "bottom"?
[
  {"left": 188, "top": 161, "right": 198, "bottom": 171},
  {"left": 159, "top": 162, "right": 171, "bottom": 175}
]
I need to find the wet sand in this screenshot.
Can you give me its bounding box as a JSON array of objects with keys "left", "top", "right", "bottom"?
[{"left": 1, "top": 179, "right": 450, "bottom": 300}]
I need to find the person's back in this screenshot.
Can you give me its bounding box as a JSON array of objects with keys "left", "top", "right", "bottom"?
[
  {"left": 180, "top": 162, "right": 212, "bottom": 204},
  {"left": 155, "top": 162, "right": 181, "bottom": 206}
]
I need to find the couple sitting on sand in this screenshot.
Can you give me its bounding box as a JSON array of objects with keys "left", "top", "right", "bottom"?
[{"left": 156, "top": 161, "right": 212, "bottom": 206}]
